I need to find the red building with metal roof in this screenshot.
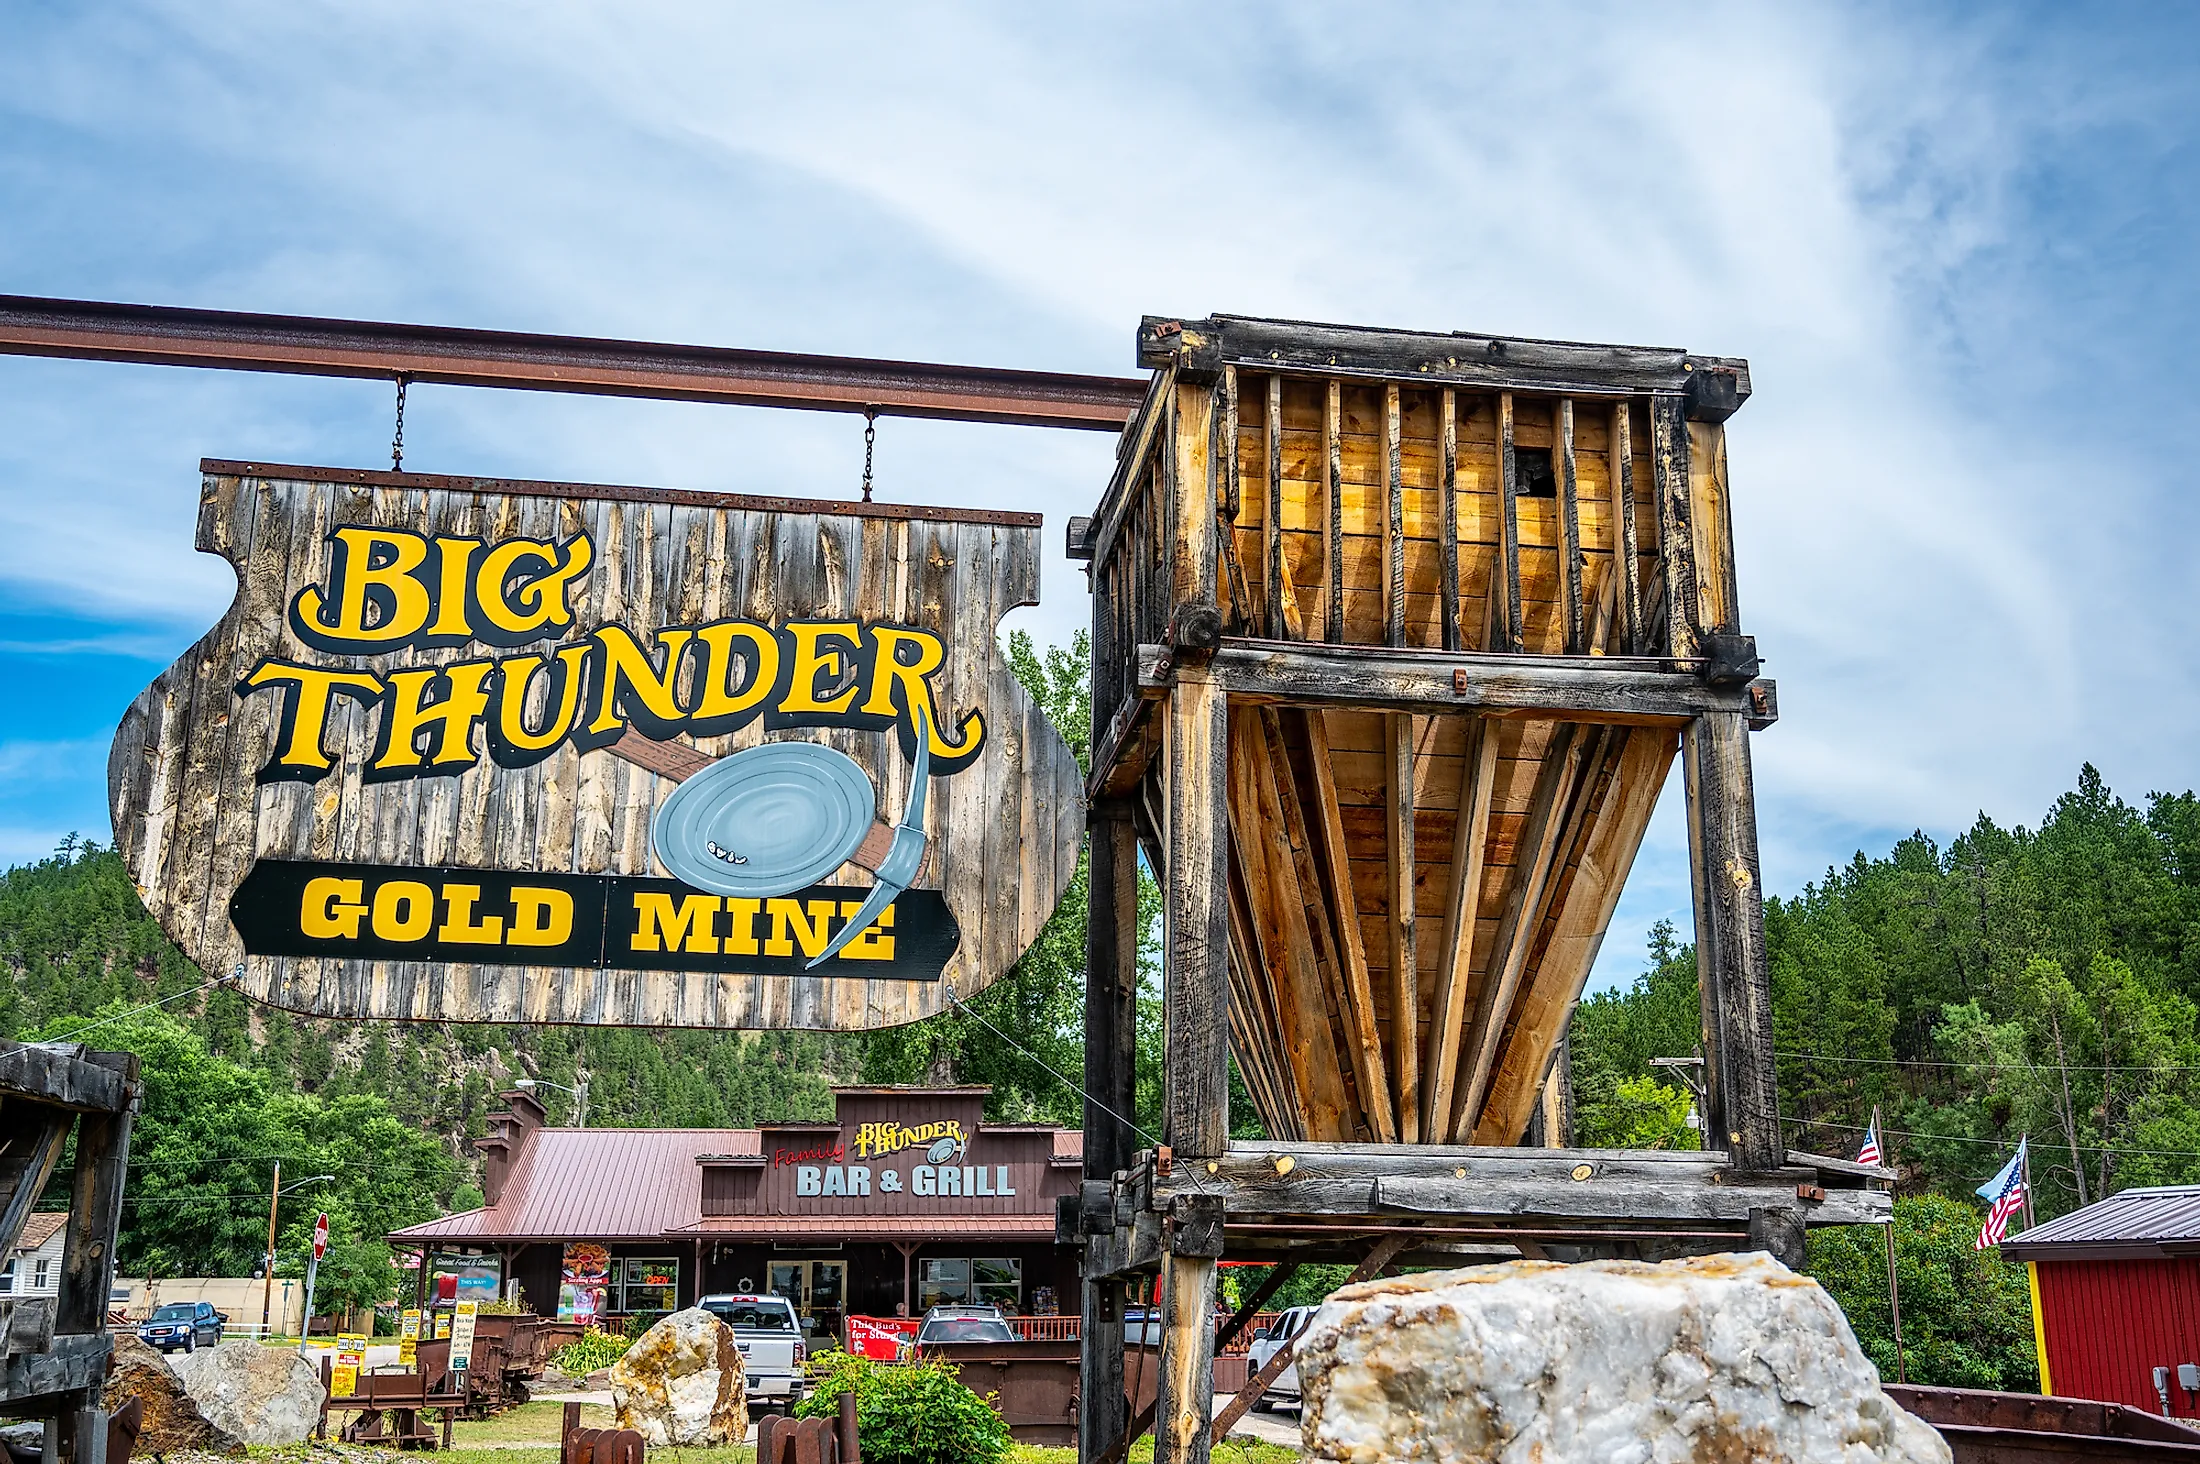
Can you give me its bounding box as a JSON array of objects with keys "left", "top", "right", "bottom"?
[
  {"left": 390, "top": 1086, "right": 1081, "bottom": 1345},
  {"left": 2004, "top": 1185, "right": 2200, "bottom": 1417}
]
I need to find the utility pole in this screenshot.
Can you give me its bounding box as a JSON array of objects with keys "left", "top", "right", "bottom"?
[{"left": 260, "top": 1160, "right": 281, "bottom": 1337}]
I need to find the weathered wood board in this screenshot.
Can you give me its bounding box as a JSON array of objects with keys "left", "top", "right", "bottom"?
[{"left": 109, "top": 461, "right": 1085, "bottom": 1029}]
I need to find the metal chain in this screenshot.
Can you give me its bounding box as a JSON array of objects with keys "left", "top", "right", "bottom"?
[
  {"left": 860, "top": 408, "right": 878, "bottom": 502},
  {"left": 391, "top": 375, "right": 409, "bottom": 472}
]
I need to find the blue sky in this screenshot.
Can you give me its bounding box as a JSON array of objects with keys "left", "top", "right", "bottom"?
[{"left": 3, "top": 3, "right": 2196, "bottom": 991}]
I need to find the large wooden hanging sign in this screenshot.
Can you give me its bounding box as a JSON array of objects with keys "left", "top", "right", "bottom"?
[{"left": 108, "top": 461, "right": 1084, "bottom": 1029}]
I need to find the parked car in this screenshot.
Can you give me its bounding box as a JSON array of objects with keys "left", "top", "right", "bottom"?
[
  {"left": 1246, "top": 1306, "right": 1319, "bottom": 1412},
  {"left": 698, "top": 1294, "right": 805, "bottom": 1411},
  {"left": 910, "top": 1304, "right": 1016, "bottom": 1349},
  {"left": 140, "top": 1301, "right": 225, "bottom": 1354}
]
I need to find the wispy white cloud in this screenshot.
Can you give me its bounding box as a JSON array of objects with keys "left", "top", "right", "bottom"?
[{"left": 0, "top": 2, "right": 2194, "bottom": 987}]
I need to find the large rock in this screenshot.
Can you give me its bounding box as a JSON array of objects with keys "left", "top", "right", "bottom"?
[
  {"left": 1299, "top": 1253, "right": 1950, "bottom": 1464},
  {"left": 177, "top": 1340, "right": 327, "bottom": 1446},
  {"left": 103, "top": 1333, "right": 244, "bottom": 1455},
  {"left": 609, "top": 1308, "right": 748, "bottom": 1446}
]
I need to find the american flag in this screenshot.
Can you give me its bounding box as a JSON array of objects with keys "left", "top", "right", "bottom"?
[
  {"left": 1974, "top": 1139, "right": 2029, "bottom": 1251},
  {"left": 1856, "top": 1121, "right": 1882, "bottom": 1168}
]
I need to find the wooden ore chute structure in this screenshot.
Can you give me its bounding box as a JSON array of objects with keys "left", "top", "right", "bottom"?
[{"left": 1066, "top": 315, "right": 1891, "bottom": 1464}]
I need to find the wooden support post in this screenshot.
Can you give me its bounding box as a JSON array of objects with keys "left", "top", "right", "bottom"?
[
  {"left": 1385, "top": 714, "right": 1419, "bottom": 1143},
  {"left": 1264, "top": 374, "right": 1289, "bottom": 641},
  {"left": 1557, "top": 398, "right": 1585, "bottom": 654},
  {"left": 1424, "top": 718, "right": 1496, "bottom": 1142},
  {"left": 1685, "top": 710, "right": 1784, "bottom": 1175},
  {"left": 1496, "top": 392, "right": 1524, "bottom": 653},
  {"left": 1439, "top": 389, "right": 1463, "bottom": 652},
  {"left": 1323, "top": 380, "right": 1345, "bottom": 644},
  {"left": 1383, "top": 383, "right": 1405, "bottom": 649},
  {"left": 56, "top": 1052, "right": 136, "bottom": 1339},
  {"left": 1614, "top": 401, "right": 1643, "bottom": 653},
  {"left": 1079, "top": 804, "right": 1137, "bottom": 1464},
  {"left": 1650, "top": 393, "right": 1700, "bottom": 660},
  {"left": 1155, "top": 1197, "right": 1223, "bottom": 1464}
]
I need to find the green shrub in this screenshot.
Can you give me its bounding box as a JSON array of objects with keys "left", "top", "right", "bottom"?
[
  {"left": 550, "top": 1329, "right": 634, "bottom": 1376},
  {"left": 795, "top": 1350, "right": 1010, "bottom": 1464},
  {"left": 623, "top": 1310, "right": 665, "bottom": 1339}
]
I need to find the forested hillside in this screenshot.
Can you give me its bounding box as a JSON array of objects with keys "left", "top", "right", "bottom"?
[{"left": 6, "top": 626, "right": 2196, "bottom": 1388}]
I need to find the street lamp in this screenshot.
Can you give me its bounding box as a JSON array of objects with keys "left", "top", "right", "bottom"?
[
  {"left": 260, "top": 1168, "right": 335, "bottom": 1337},
  {"left": 515, "top": 1072, "right": 589, "bottom": 1127}
]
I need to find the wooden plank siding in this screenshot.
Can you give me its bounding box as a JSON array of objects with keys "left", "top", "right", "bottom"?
[{"left": 1089, "top": 353, "right": 1722, "bottom": 1147}]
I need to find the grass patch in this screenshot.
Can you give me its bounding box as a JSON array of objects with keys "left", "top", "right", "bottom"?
[
  {"left": 448, "top": 1400, "right": 616, "bottom": 1447},
  {"left": 1006, "top": 1441, "right": 1296, "bottom": 1464}
]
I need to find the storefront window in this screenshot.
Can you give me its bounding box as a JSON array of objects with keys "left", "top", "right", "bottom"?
[
  {"left": 916, "top": 1257, "right": 1022, "bottom": 1313},
  {"left": 972, "top": 1258, "right": 1021, "bottom": 1310},
  {"left": 619, "top": 1257, "right": 679, "bottom": 1314},
  {"left": 918, "top": 1258, "right": 970, "bottom": 1311}
]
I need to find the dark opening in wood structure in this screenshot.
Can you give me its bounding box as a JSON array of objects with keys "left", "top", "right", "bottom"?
[{"left": 1067, "top": 315, "right": 1888, "bottom": 1464}]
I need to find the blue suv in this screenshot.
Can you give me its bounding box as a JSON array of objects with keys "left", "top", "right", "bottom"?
[{"left": 140, "top": 1301, "right": 225, "bottom": 1353}]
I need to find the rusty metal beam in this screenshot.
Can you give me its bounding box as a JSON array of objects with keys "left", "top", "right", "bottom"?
[{"left": 0, "top": 294, "right": 1148, "bottom": 431}]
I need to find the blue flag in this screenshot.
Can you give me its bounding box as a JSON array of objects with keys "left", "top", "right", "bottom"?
[{"left": 1976, "top": 1138, "right": 2027, "bottom": 1201}]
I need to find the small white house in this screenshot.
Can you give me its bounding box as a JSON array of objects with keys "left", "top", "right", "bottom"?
[{"left": 1, "top": 1212, "right": 67, "bottom": 1298}]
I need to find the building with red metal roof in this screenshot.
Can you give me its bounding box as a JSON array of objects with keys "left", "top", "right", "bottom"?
[
  {"left": 390, "top": 1086, "right": 1081, "bottom": 1341},
  {"left": 2004, "top": 1185, "right": 2200, "bottom": 1417}
]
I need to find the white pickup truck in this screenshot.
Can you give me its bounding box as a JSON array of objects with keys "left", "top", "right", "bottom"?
[
  {"left": 699, "top": 1294, "right": 806, "bottom": 1410},
  {"left": 1246, "top": 1305, "right": 1319, "bottom": 1412}
]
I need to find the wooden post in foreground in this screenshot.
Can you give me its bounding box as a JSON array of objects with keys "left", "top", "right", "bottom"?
[{"left": 1079, "top": 801, "right": 1139, "bottom": 1464}]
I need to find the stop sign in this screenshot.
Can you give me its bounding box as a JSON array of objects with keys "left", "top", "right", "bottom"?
[{"left": 312, "top": 1213, "right": 329, "bottom": 1260}]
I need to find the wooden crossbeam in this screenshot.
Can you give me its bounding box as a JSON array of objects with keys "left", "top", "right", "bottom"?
[
  {"left": 1136, "top": 641, "right": 1774, "bottom": 726},
  {"left": 1210, "top": 1235, "right": 1410, "bottom": 1443}
]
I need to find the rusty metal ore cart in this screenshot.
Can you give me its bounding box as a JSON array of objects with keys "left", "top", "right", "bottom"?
[{"left": 1064, "top": 316, "right": 1892, "bottom": 1464}]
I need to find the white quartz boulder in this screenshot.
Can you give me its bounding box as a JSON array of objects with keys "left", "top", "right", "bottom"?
[
  {"left": 609, "top": 1307, "right": 749, "bottom": 1446},
  {"left": 1298, "top": 1252, "right": 1949, "bottom": 1464}
]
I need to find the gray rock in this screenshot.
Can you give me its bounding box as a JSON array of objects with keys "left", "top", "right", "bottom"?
[
  {"left": 608, "top": 1308, "right": 748, "bottom": 1446},
  {"left": 177, "top": 1340, "right": 326, "bottom": 1447},
  {"left": 103, "top": 1333, "right": 244, "bottom": 1455},
  {"left": 1299, "top": 1252, "right": 1950, "bottom": 1464}
]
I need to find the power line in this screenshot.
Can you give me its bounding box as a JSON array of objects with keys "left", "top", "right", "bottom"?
[
  {"left": 1779, "top": 1049, "right": 2200, "bottom": 1075},
  {"left": 1784, "top": 1110, "right": 2200, "bottom": 1165},
  {"left": 39, "top": 970, "right": 237, "bottom": 1042}
]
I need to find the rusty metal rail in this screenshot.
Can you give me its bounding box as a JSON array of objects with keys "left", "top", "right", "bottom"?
[
  {"left": 1890, "top": 1385, "right": 2200, "bottom": 1460},
  {"left": 0, "top": 294, "right": 1147, "bottom": 431}
]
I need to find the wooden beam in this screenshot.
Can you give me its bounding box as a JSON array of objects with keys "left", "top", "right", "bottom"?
[
  {"left": 1688, "top": 418, "right": 1741, "bottom": 636},
  {"left": 1137, "top": 640, "right": 1774, "bottom": 726},
  {"left": 1323, "top": 380, "right": 1345, "bottom": 643},
  {"left": 1615, "top": 401, "right": 1643, "bottom": 654},
  {"left": 1422, "top": 718, "right": 1499, "bottom": 1142},
  {"left": 1225, "top": 855, "right": 1303, "bottom": 1139},
  {"left": 0, "top": 1042, "right": 131, "bottom": 1113},
  {"left": 0, "top": 1116, "right": 70, "bottom": 1265},
  {"left": 1497, "top": 393, "right": 1524, "bottom": 652},
  {"left": 1137, "top": 314, "right": 1753, "bottom": 405},
  {"left": 1288, "top": 712, "right": 1397, "bottom": 1142},
  {"left": 1155, "top": 1243, "right": 1219, "bottom": 1464},
  {"left": 1210, "top": 1236, "right": 1409, "bottom": 1443},
  {"left": 1385, "top": 714, "right": 1420, "bottom": 1143},
  {"left": 1264, "top": 374, "right": 1290, "bottom": 641},
  {"left": 1079, "top": 854, "right": 1131, "bottom": 1464},
  {"left": 1557, "top": 398, "right": 1585, "bottom": 654},
  {"left": 1384, "top": 383, "right": 1406, "bottom": 649},
  {"left": 1227, "top": 715, "right": 1352, "bottom": 1139},
  {"left": 56, "top": 1052, "right": 136, "bottom": 1338},
  {"left": 1686, "top": 711, "right": 1784, "bottom": 1172},
  {"left": 1150, "top": 1141, "right": 1890, "bottom": 1227},
  {"left": 1651, "top": 393, "right": 1700, "bottom": 660},
  {"left": 1439, "top": 389, "right": 1463, "bottom": 652},
  {"left": 1472, "top": 730, "right": 1674, "bottom": 1144},
  {"left": 1453, "top": 726, "right": 1591, "bottom": 1136}
]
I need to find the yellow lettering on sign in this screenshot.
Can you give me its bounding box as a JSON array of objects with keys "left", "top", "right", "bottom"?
[
  {"left": 438, "top": 885, "right": 504, "bottom": 945},
  {"left": 764, "top": 898, "right": 838, "bottom": 958},
  {"left": 291, "top": 528, "right": 435, "bottom": 650},
  {"left": 585, "top": 626, "right": 695, "bottom": 738},
  {"left": 372, "top": 661, "right": 496, "bottom": 774},
  {"left": 722, "top": 898, "right": 763, "bottom": 956},
  {"left": 688, "top": 621, "right": 781, "bottom": 728},
  {"left": 300, "top": 877, "right": 366, "bottom": 939},
  {"left": 861, "top": 627, "right": 982, "bottom": 758},
  {"left": 780, "top": 622, "right": 862, "bottom": 715},
  {"left": 472, "top": 535, "right": 594, "bottom": 644},
  {"left": 835, "top": 901, "right": 896, "bottom": 960},
  {"left": 371, "top": 881, "right": 437, "bottom": 941},
  {"left": 241, "top": 662, "right": 387, "bottom": 781},
  {"left": 491, "top": 647, "right": 591, "bottom": 760},
  {"left": 632, "top": 893, "right": 720, "bottom": 954},
  {"left": 507, "top": 888, "right": 573, "bottom": 947}
]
